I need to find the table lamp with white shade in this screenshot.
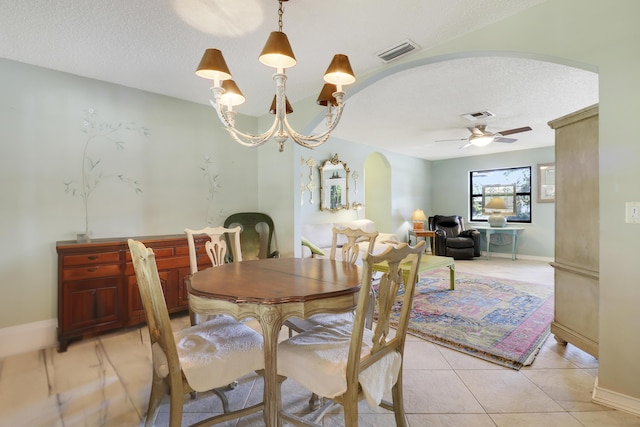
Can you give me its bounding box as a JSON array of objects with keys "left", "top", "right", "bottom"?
[
  {"left": 411, "top": 209, "right": 428, "bottom": 230},
  {"left": 485, "top": 197, "right": 509, "bottom": 227}
]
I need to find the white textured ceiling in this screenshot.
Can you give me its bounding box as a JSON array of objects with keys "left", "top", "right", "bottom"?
[
  {"left": 334, "top": 56, "right": 598, "bottom": 160},
  {"left": 0, "top": 0, "right": 598, "bottom": 160}
]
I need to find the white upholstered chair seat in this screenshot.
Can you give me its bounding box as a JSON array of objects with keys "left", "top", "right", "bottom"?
[
  {"left": 300, "top": 311, "right": 354, "bottom": 328},
  {"left": 151, "top": 315, "right": 264, "bottom": 392},
  {"left": 278, "top": 241, "right": 425, "bottom": 426},
  {"left": 128, "top": 239, "right": 265, "bottom": 426},
  {"left": 278, "top": 322, "right": 401, "bottom": 407}
]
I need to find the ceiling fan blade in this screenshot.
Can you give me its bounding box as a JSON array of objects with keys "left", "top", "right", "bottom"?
[
  {"left": 467, "top": 126, "right": 486, "bottom": 136},
  {"left": 435, "top": 138, "right": 467, "bottom": 143},
  {"left": 497, "top": 126, "right": 532, "bottom": 136},
  {"left": 494, "top": 137, "right": 518, "bottom": 143}
]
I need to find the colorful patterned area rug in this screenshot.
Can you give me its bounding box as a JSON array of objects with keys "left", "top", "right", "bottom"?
[{"left": 388, "top": 268, "right": 554, "bottom": 370}]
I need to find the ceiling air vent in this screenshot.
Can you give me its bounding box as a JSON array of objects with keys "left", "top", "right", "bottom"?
[
  {"left": 376, "top": 39, "right": 419, "bottom": 63},
  {"left": 462, "top": 110, "right": 496, "bottom": 121}
]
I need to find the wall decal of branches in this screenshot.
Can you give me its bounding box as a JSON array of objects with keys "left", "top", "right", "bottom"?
[
  {"left": 201, "top": 155, "right": 226, "bottom": 225},
  {"left": 64, "top": 109, "right": 150, "bottom": 239}
]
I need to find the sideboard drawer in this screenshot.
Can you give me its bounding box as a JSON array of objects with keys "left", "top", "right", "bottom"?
[
  {"left": 151, "top": 247, "right": 175, "bottom": 258},
  {"left": 175, "top": 245, "right": 190, "bottom": 257},
  {"left": 63, "top": 251, "right": 121, "bottom": 266},
  {"left": 62, "top": 264, "right": 122, "bottom": 281}
]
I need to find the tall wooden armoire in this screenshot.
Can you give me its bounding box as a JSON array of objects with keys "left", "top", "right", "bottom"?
[{"left": 547, "top": 104, "right": 599, "bottom": 357}]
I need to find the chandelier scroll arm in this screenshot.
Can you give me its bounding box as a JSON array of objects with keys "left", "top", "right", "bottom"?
[
  {"left": 209, "top": 98, "right": 278, "bottom": 148},
  {"left": 280, "top": 91, "right": 346, "bottom": 148}
]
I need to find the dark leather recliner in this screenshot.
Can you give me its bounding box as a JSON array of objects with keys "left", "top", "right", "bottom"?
[{"left": 428, "top": 215, "right": 481, "bottom": 260}]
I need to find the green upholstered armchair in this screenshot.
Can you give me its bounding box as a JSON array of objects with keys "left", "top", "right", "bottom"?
[{"left": 223, "top": 212, "right": 279, "bottom": 261}]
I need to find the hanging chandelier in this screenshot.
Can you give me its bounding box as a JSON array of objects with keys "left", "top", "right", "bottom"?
[{"left": 195, "top": 0, "right": 356, "bottom": 152}]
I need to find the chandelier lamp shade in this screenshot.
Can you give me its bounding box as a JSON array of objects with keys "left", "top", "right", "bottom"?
[
  {"left": 195, "top": 0, "right": 356, "bottom": 152},
  {"left": 269, "top": 95, "right": 293, "bottom": 115}
]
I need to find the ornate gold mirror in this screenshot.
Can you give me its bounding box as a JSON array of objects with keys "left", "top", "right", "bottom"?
[{"left": 319, "top": 154, "right": 350, "bottom": 212}]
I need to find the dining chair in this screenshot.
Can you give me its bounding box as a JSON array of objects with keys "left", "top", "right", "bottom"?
[
  {"left": 185, "top": 226, "right": 243, "bottom": 274},
  {"left": 184, "top": 226, "right": 242, "bottom": 326},
  {"left": 287, "top": 226, "right": 379, "bottom": 335},
  {"left": 329, "top": 226, "right": 379, "bottom": 265},
  {"left": 285, "top": 226, "right": 378, "bottom": 410},
  {"left": 127, "top": 239, "right": 265, "bottom": 427},
  {"left": 277, "top": 241, "right": 425, "bottom": 426},
  {"left": 223, "top": 212, "right": 279, "bottom": 260}
]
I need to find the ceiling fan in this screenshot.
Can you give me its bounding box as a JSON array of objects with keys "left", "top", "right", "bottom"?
[{"left": 436, "top": 125, "right": 532, "bottom": 149}]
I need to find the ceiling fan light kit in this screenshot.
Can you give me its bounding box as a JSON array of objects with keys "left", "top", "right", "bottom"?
[
  {"left": 436, "top": 124, "right": 532, "bottom": 149},
  {"left": 470, "top": 135, "right": 494, "bottom": 147},
  {"left": 196, "top": 0, "right": 356, "bottom": 152}
]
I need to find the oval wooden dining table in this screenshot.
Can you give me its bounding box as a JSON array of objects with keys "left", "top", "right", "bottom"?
[{"left": 187, "top": 257, "right": 361, "bottom": 427}]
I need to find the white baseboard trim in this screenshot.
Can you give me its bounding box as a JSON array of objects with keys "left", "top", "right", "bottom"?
[
  {"left": 480, "top": 251, "right": 554, "bottom": 263},
  {"left": 592, "top": 377, "right": 640, "bottom": 417},
  {"left": 0, "top": 319, "right": 57, "bottom": 358}
]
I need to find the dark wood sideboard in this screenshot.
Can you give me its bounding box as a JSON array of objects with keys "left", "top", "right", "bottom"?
[{"left": 56, "top": 234, "right": 209, "bottom": 352}]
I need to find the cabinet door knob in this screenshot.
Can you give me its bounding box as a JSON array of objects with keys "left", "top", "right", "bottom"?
[
  {"left": 87, "top": 267, "right": 98, "bottom": 273},
  {"left": 88, "top": 255, "right": 98, "bottom": 261}
]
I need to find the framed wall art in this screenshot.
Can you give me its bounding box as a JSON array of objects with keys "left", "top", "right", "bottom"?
[
  {"left": 537, "top": 162, "right": 555, "bottom": 203},
  {"left": 319, "top": 154, "right": 349, "bottom": 212}
]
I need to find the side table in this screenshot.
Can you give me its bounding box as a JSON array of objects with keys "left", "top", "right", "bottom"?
[
  {"left": 473, "top": 226, "right": 524, "bottom": 260},
  {"left": 408, "top": 229, "right": 436, "bottom": 253}
]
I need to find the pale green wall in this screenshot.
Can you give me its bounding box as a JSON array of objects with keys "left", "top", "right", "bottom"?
[
  {"left": 423, "top": 0, "right": 640, "bottom": 406},
  {"left": 0, "top": 58, "right": 430, "bottom": 329},
  {"left": 431, "top": 147, "right": 555, "bottom": 258},
  {"left": 291, "top": 0, "right": 638, "bottom": 405},
  {"left": 3, "top": 0, "right": 640, "bottom": 407},
  {"left": 364, "top": 153, "right": 392, "bottom": 233},
  {"left": 0, "top": 59, "right": 260, "bottom": 328}
]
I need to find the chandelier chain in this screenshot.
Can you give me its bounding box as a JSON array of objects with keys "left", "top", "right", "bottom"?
[{"left": 278, "top": 1, "right": 284, "bottom": 32}]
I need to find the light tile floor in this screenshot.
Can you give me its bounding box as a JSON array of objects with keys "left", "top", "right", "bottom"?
[{"left": 2, "top": 257, "right": 640, "bottom": 426}]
